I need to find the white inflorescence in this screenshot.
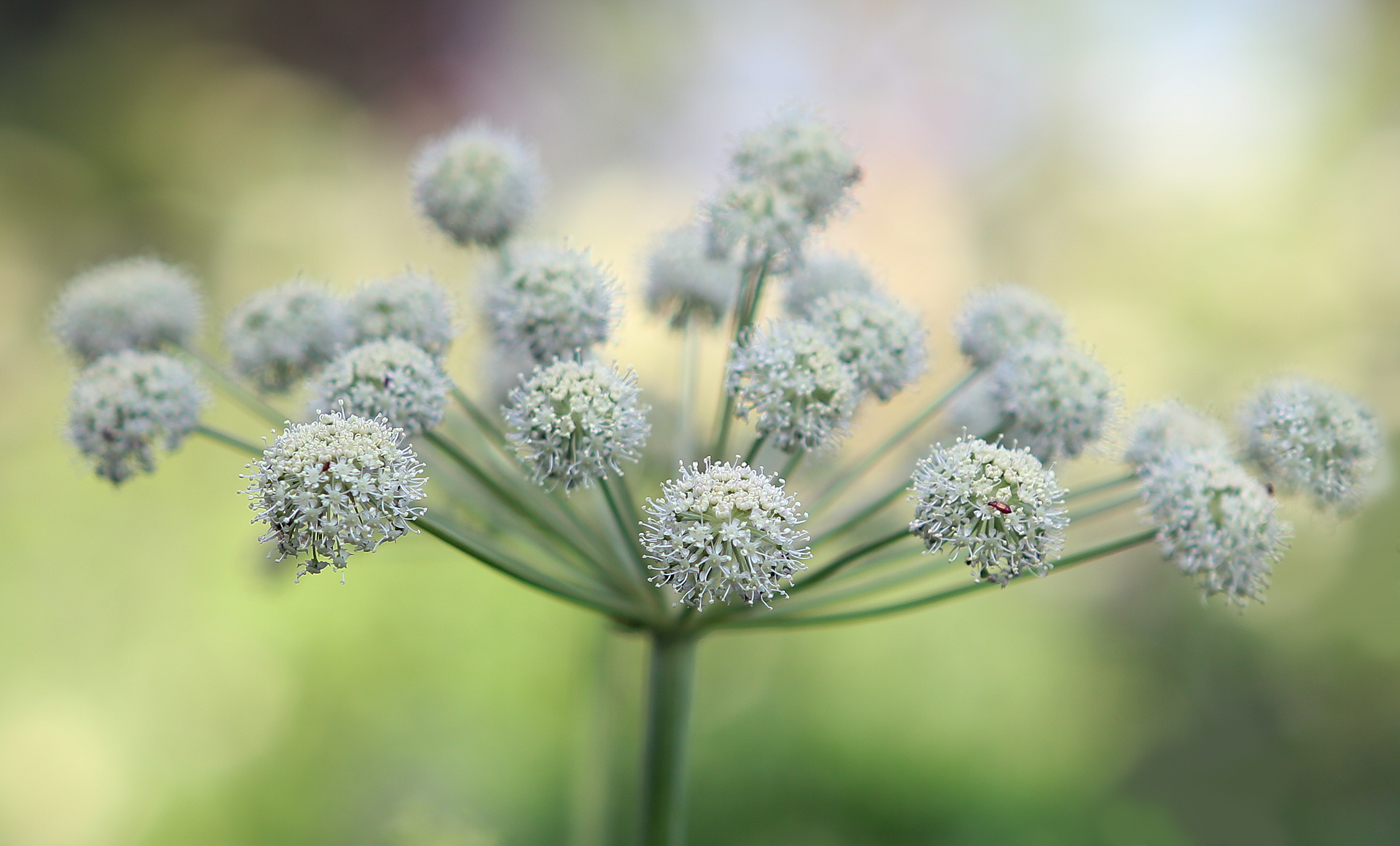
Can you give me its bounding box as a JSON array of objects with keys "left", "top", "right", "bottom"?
[
  {"left": 503, "top": 358, "right": 651, "bottom": 492},
  {"left": 411, "top": 122, "right": 543, "bottom": 248},
  {"left": 1124, "top": 400, "right": 1230, "bottom": 470},
  {"left": 956, "top": 285, "right": 1067, "bottom": 369},
  {"left": 225, "top": 280, "right": 349, "bottom": 393},
  {"left": 990, "top": 342, "right": 1120, "bottom": 463},
  {"left": 67, "top": 351, "right": 207, "bottom": 484},
  {"left": 910, "top": 435, "right": 1069, "bottom": 586},
  {"left": 488, "top": 246, "right": 618, "bottom": 364},
  {"left": 243, "top": 410, "right": 427, "bottom": 578},
  {"left": 349, "top": 271, "right": 457, "bottom": 357},
  {"left": 807, "top": 289, "right": 928, "bottom": 402},
  {"left": 641, "top": 459, "right": 810, "bottom": 610},
  {"left": 782, "top": 253, "right": 874, "bottom": 318},
  {"left": 725, "top": 320, "right": 861, "bottom": 453},
  {"left": 307, "top": 339, "right": 451, "bottom": 436},
  {"left": 1139, "top": 449, "right": 1291, "bottom": 606},
  {"left": 51, "top": 257, "right": 203, "bottom": 364},
  {"left": 1239, "top": 378, "right": 1384, "bottom": 513},
  {"left": 705, "top": 180, "right": 811, "bottom": 272},
  {"left": 644, "top": 226, "right": 740, "bottom": 329}
]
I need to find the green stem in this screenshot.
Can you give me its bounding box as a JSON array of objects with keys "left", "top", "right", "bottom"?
[
  {"left": 193, "top": 424, "right": 263, "bottom": 456},
  {"left": 732, "top": 529, "right": 1159, "bottom": 629},
  {"left": 778, "top": 449, "right": 804, "bottom": 480},
  {"left": 600, "top": 477, "right": 655, "bottom": 595},
  {"left": 811, "top": 370, "right": 977, "bottom": 512},
  {"left": 712, "top": 257, "right": 772, "bottom": 459},
  {"left": 638, "top": 631, "right": 698, "bottom": 846},
  {"left": 1066, "top": 471, "right": 1137, "bottom": 501},
  {"left": 183, "top": 346, "right": 287, "bottom": 427},
  {"left": 790, "top": 529, "right": 911, "bottom": 594},
  {"left": 743, "top": 434, "right": 768, "bottom": 466},
  {"left": 676, "top": 320, "right": 700, "bottom": 463},
  {"left": 811, "top": 482, "right": 908, "bottom": 547},
  {"left": 452, "top": 385, "right": 506, "bottom": 443},
  {"left": 1067, "top": 490, "right": 1139, "bottom": 522}
]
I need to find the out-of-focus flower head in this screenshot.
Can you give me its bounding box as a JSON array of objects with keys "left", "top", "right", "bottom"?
[
  {"left": 807, "top": 289, "right": 927, "bottom": 402},
  {"left": 308, "top": 339, "right": 451, "bottom": 436},
  {"left": 782, "top": 253, "right": 874, "bottom": 318},
  {"left": 349, "top": 271, "right": 456, "bottom": 357},
  {"left": 488, "top": 245, "right": 619, "bottom": 364},
  {"left": 955, "top": 285, "right": 1067, "bottom": 369},
  {"left": 725, "top": 320, "right": 860, "bottom": 453},
  {"left": 51, "top": 257, "right": 203, "bottom": 363},
  {"left": 644, "top": 226, "right": 740, "bottom": 329},
  {"left": 412, "top": 122, "right": 543, "bottom": 248},
  {"left": 990, "top": 342, "right": 1120, "bottom": 463},
  {"left": 224, "top": 279, "right": 349, "bottom": 393},
  {"left": 1124, "top": 399, "right": 1230, "bottom": 470}
]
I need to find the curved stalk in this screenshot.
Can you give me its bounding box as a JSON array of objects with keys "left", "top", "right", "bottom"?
[
  {"left": 1066, "top": 471, "right": 1137, "bottom": 501},
  {"left": 1067, "top": 490, "right": 1140, "bottom": 522},
  {"left": 811, "top": 482, "right": 907, "bottom": 547},
  {"left": 193, "top": 424, "right": 263, "bottom": 456},
  {"left": 712, "top": 257, "right": 772, "bottom": 459},
  {"left": 182, "top": 346, "right": 288, "bottom": 427},
  {"left": 638, "top": 631, "right": 698, "bottom": 846},
  {"left": 778, "top": 448, "right": 804, "bottom": 480},
  {"left": 452, "top": 385, "right": 506, "bottom": 443},
  {"left": 790, "top": 529, "right": 912, "bottom": 594},
  {"left": 743, "top": 434, "right": 767, "bottom": 466}
]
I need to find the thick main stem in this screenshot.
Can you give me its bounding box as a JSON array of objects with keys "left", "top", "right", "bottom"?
[{"left": 638, "top": 631, "right": 699, "bottom": 846}]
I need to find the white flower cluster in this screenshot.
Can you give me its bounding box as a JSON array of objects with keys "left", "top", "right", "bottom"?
[
  {"left": 51, "top": 257, "right": 203, "bottom": 364},
  {"left": 725, "top": 320, "right": 860, "bottom": 453},
  {"left": 1240, "top": 378, "right": 1384, "bottom": 513},
  {"left": 488, "top": 246, "right": 618, "bottom": 364},
  {"left": 1124, "top": 400, "right": 1230, "bottom": 470},
  {"left": 956, "top": 285, "right": 1067, "bottom": 369},
  {"left": 242, "top": 410, "right": 427, "bottom": 578},
  {"left": 705, "top": 109, "right": 860, "bottom": 270},
  {"left": 782, "top": 253, "right": 873, "bottom": 318},
  {"left": 909, "top": 436, "right": 1069, "bottom": 586},
  {"left": 349, "top": 271, "right": 456, "bottom": 357},
  {"left": 990, "top": 342, "right": 1120, "bottom": 463},
  {"left": 308, "top": 339, "right": 451, "bottom": 436},
  {"left": 412, "top": 122, "right": 543, "bottom": 248},
  {"left": 644, "top": 226, "right": 739, "bottom": 329},
  {"left": 503, "top": 358, "right": 651, "bottom": 492},
  {"left": 1139, "top": 449, "right": 1291, "bottom": 606},
  {"left": 808, "top": 289, "right": 927, "bottom": 402},
  {"left": 224, "top": 280, "right": 349, "bottom": 393},
  {"left": 641, "top": 460, "right": 810, "bottom": 609},
  {"left": 67, "top": 351, "right": 207, "bottom": 484}
]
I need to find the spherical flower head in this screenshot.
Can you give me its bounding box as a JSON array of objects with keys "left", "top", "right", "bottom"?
[
  {"left": 1239, "top": 378, "right": 1385, "bottom": 512},
  {"left": 307, "top": 339, "right": 451, "bottom": 436},
  {"left": 808, "top": 290, "right": 928, "bottom": 401},
  {"left": 703, "top": 179, "right": 811, "bottom": 272},
  {"left": 642, "top": 459, "right": 810, "bottom": 609},
  {"left": 224, "top": 280, "right": 349, "bottom": 393},
  {"left": 67, "top": 351, "right": 207, "bottom": 484},
  {"left": 725, "top": 320, "right": 861, "bottom": 453},
  {"left": 990, "top": 342, "right": 1121, "bottom": 463},
  {"left": 1139, "top": 449, "right": 1291, "bottom": 606},
  {"left": 349, "top": 271, "right": 456, "bottom": 357},
  {"left": 411, "top": 122, "right": 543, "bottom": 247},
  {"left": 644, "top": 226, "right": 739, "bottom": 329},
  {"left": 782, "top": 253, "right": 874, "bottom": 318},
  {"left": 909, "top": 435, "right": 1069, "bottom": 585},
  {"left": 1124, "top": 400, "right": 1230, "bottom": 469},
  {"left": 730, "top": 107, "right": 860, "bottom": 229},
  {"left": 503, "top": 358, "right": 651, "bottom": 492},
  {"left": 242, "top": 410, "right": 426, "bottom": 578},
  {"left": 488, "top": 245, "right": 619, "bottom": 364},
  {"left": 956, "top": 285, "right": 1067, "bottom": 369},
  {"left": 51, "top": 257, "right": 203, "bottom": 363}
]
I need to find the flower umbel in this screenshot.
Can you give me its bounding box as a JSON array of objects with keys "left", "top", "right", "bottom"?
[
  {"left": 349, "top": 271, "right": 457, "bottom": 357},
  {"left": 956, "top": 285, "right": 1067, "bottom": 369},
  {"left": 730, "top": 107, "right": 860, "bottom": 228},
  {"left": 725, "top": 320, "right": 860, "bottom": 453},
  {"left": 308, "top": 339, "right": 451, "bottom": 436},
  {"left": 488, "top": 246, "right": 619, "bottom": 364},
  {"left": 1139, "top": 449, "right": 1291, "bottom": 605},
  {"left": 51, "top": 257, "right": 202, "bottom": 364},
  {"left": 990, "top": 342, "right": 1120, "bottom": 463},
  {"left": 782, "top": 253, "right": 874, "bottom": 318},
  {"left": 224, "top": 280, "right": 348, "bottom": 393},
  {"left": 504, "top": 358, "right": 651, "bottom": 492},
  {"left": 67, "top": 351, "right": 208, "bottom": 484},
  {"left": 644, "top": 226, "right": 739, "bottom": 329},
  {"left": 909, "top": 435, "right": 1069, "bottom": 585},
  {"left": 642, "top": 459, "right": 810, "bottom": 609},
  {"left": 412, "top": 122, "right": 543, "bottom": 248},
  {"left": 1124, "top": 400, "right": 1230, "bottom": 470},
  {"left": 1240, "top": 378, "right": 1384, "bottom": 512},
  {"left": 242, "top": 410, "right": 427, "bottom": 578},
  {"left": 807, "top": 289, "right": 927, "bottom": 401}
]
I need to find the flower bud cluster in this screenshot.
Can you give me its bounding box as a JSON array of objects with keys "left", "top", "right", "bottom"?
[
  {"left": 990, "top": 342, "right": 1120, "bottom": 463},
  {"left": 725, "top": 320, "right": 860, "bottom": 453},
  {"left": 52, "top": 257, "right": 203, "bottom": 363},
  {"left": 956, "top": 285, "right": 1067, "bottom": 369},
  {"left": 782, "top": 254, "right": 874, "bottom": 318},
  {"left": 412, "top": 122, "right": 542, "bottom": 248},
  {"left": 224, "top": 280, "right": 349, "bottom": 393},
  {"left": 1124, "top": 400, "right": 1230, "bottom": 470},
  {"left": 642, "top": 459, "right": 810, "bottom": 609},
  {"left": 1239, "top": 378, "right": 1384, "bottom": 513},
  {"left": 1139, "top": 449, "right": 1290, "bottom": 605},
  {"left": 909, "top": 435, "right": 1068, "bottom": 585},
  {"left": 644, "top": 226, "right": 739, "bottom": 329},
  {"left": 242, "top": 410, "right": 426, "bottom": 578},
  {"left": 488, "top": 246, "right": 618, "bottom": 364},
  {"left": 349, "top": 272, "right": 456, "bottom": 357},
  {"left": 807, "top": 289, "right": 927, "bottom": 402},
  {"left": 503, "top": 358, "right": 650, "bottom": 492},
  {"left": 67, "top": 351, "right": 208, "bottom": 484},
  {"left": 308, "top": 339, "right": 451, "bottom": 436}
]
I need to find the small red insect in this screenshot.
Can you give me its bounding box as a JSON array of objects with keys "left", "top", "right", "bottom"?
[{"left": 988, "top": 500, "right": 1012, "bottom": 514}]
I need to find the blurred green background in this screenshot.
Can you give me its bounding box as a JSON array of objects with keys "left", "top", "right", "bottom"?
[{"left": 2, "top": 1, "right": 1399, "bottom": 844}]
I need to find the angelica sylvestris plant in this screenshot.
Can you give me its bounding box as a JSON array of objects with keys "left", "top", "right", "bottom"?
[{"left": 55, "top": 109, "right": 1387, "bottom": 846}]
